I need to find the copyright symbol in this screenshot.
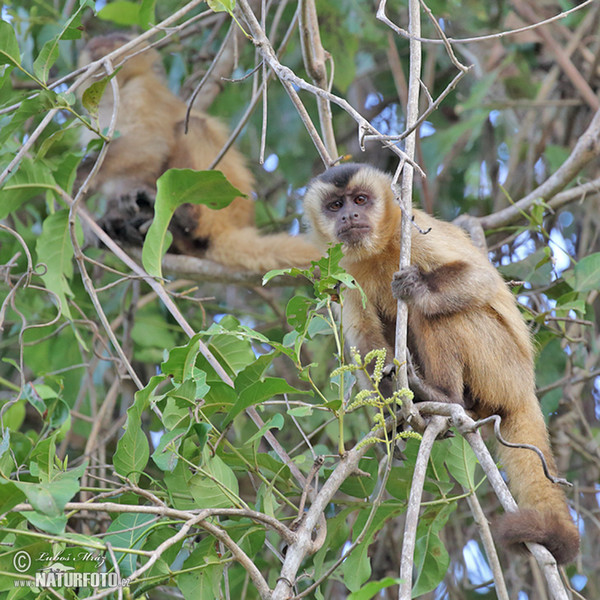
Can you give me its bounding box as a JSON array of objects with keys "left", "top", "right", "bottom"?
[{"left": 13, "top": 551, "right": 31, "bottom": 573}]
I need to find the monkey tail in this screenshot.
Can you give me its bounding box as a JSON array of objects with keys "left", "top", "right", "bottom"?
[
  {"left": 494, "top": 398, "right": 579, "bottom": 564},
  {"left": 206, "top": 227, "right": 321, "bottom": 273}
]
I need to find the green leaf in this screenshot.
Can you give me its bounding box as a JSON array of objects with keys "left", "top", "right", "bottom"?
[
  {"left": 139, "top": 0, "right": 157, "bottom": 28},
  {"left": 342, "top": 503, "right": 405, "bottom": 591},
  {"left": 32, "top": 3, "right": 91, "bottom": 81},
  {"left": 286, "top": 295, "right": 314, "bottom": 332},
  {"left": 0, "top": 480, "right": 26, "bottom": 513},
  {"left": 23, "top": 511, "right": 68, "bottom": 535},
  {"left": 14, "top": 478, "right": 79, "bottom": 518},
  {"left": 0, "top": 21, "right": 21, "bottom": 67},
  {"left": 337, "top": 456, "right": 378, "bottom": 498},
  {"left": 151, "top": 427, "right": 188, "bottom": 472},
  {"left": 178, "top": 538, "right": 222, "bottom": 600},
  {"left": 189, "top": 454, "right": 239, "bottom": 508},
  {"left": 573, "top": 253, "right": 600, "bottom": 293},
  {"left": 536, "top": 338, "right": 567, "bottom": 417},
  {"left": 444, "top": 436, "right": 477, "bottom": 489},
  {"left": 142, "top": 169, "right": 243, "bottom": 278},
  {"left": 81, "top": 77, "right": 111, "bottom": 118},
  {"left": 33, "top": 39, "right": 60, "bottom": 83},
  {"left": 113, "top": 379, "right": 159, "bottom": 482},
  {"left": 161, "top": 335, "right": 203, "bottom": 382},
  {"left": 207, "top": 0, "right": 236, "bottom": 13},
  {"left": 0, "top": 157, "right": 56, "bottom": 218},
  {"left": 348, "top": 577, "right": 403, "bottom": 600},
  {"left": 35, "top": 210, "right": 83, "bottom": 321},
  {"left": 193, "top": 423, "right": 212, "bottom": 449},
  {"left": 498, "top": 247, "right": 553, "bottom": 287},
  {"left": 97, "top": 1, "right": 142, "bottom": 26},
  {"left": 412, "top": 504, "right": 454, "bottom": 596},
  {"left": 246, "top": 413, "right": 284, "bottom": 446},
  {"left": 223, "top": 376, "right": 307, "bottom": 427},
  {"left": 105, "top": 513, "right": 155, "bottom": 577}
]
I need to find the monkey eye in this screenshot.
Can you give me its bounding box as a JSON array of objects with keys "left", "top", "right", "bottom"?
[
  {"left": 354, "top": 194, "right": 368, "bottom": 205},
  {"left": 328, "top": 199, "right": 343, "bottom": 211}
]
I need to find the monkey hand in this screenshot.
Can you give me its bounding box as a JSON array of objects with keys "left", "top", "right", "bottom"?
[
  {"left": 100, "top": 186, "right": 156, "bottom": 244},
  {"left": 391, "top": 265, "right": 424, "bottom": 301}
]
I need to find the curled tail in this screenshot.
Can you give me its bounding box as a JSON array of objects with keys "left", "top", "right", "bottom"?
[
  {"left": 207, "top": 227, "right": 321, "bottom": 273},
  {"left": 494, "top": 398, "right": 579, "bottom": 564}
]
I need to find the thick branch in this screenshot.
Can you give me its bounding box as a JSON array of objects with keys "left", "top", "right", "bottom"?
[
  {"left": 416, "top": 402, "right": 571, "bottom": 600},
  {"left": 299, "top": 0, "right": 338, "bottom": 158},
  {"left": 129, "top": 248, "right": 304, "bottom": 287},
  {"left": 480, "top": 108, "right": 600, "bottom": 229},
  {"left": 399, "top": 415, "right": 448, "bottom": 599}
]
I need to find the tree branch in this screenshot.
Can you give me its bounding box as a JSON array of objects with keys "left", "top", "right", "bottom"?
[
  {"left": 399, "top": 415, "right": 448, "bottom": 599},
  {"left": 480, "top": 107, "right": 600, "bottom": 229}
]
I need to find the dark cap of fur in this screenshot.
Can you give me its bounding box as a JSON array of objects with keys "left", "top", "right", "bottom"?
[
  {"left": 495, "top": 509, "right": 579, "bottom": 564},
  {"left": 315, "top": 163, "right": 366, "bottom": 188}
]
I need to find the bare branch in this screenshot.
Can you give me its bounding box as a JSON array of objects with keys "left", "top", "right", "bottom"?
[
  {"left": 512, "top": 0, "right": 599, "bottom": 111},
  {"left": 480, "top": 108, "right": 600, "bottom": 229},
  {"left": 376, "top": 0, "right": 595, "bottom": 46},
  {"left": 299, "top": 0, "right": 338, "bottom": 158},
  {"left": 399, "top": 415, "right": 448, "bottom": 599},
  {"left": 237, "top": 0, "right": 425, "bottom": 174}
]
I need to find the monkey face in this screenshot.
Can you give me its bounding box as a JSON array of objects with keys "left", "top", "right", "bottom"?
[
  {"left": 78, "top": 35, "right": 160, "bottom": 88},
  {"left": 325, "top": 188, "right": 372, "bottom": 245},
  {"left": 304, "top": 163, "right": 398, "bottom": 258}
]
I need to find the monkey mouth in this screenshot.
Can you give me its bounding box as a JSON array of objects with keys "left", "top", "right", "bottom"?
[{"left": 337, "top": 224, "right": 371, "bottom": 244}]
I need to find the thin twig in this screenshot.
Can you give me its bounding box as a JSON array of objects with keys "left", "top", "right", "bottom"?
[
  {"left": 237, "top": 0, "right": 424, "bottom": 173},
  {"left": 376, "top": 0, "right": 595, "bottom": 45}
]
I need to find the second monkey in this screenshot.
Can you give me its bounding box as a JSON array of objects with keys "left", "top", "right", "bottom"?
[{"left": 79, "top": 34, "right": 320, "bottom": 272}]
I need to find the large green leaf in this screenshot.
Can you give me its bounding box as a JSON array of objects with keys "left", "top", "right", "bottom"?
[
  {"left": 0, "top": 156, "right": 56, "bottom": 217},
  {"left": 35, "top": 209, "right": 83, "bottom": 321},
  {"left": 342, "top": 503, "right": 405, "bottom": 592},
  {"left": 142, "top": 169, "right": 242, "bottom": 278},
  {"left": 104, "top": 513, "right": 155, "bottom": 577},
  {"left": 348, "top": 578, "right": 404, "bottom": 600},
  {"left": 412, "top": 504, "right": 455, "bottom": 596},
  {"left": 444, "top": 436, "right": 477, "bottom": 489},
  {"left": 572, "top": 253, "right": 600, "bottom": 293},
  {"left": 189, "top": 454, "right": 239, "bottom": 508},
  {"left": 178, "top": 538, "right": 222, "bottom": 600},
  {"left": 113, "top": 377, "right": 161, "bottom": 482},
  {"left": 0, "top": 21, "right": 20, "bottom": 68}
]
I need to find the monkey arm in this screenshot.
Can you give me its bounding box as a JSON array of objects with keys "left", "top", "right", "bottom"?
[{"left": 391, "top": 261, "right": 499, "bottom": 317}]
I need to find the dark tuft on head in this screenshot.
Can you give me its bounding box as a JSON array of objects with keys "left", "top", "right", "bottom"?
[{"left": 316, "top": 163, "right": 365, "bottom": 188}]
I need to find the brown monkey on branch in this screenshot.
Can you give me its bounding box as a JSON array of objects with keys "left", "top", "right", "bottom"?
[
  {"left": 303, "top": 162, "right": 579, "bottom": 564},
  {"left": 78, "top": 34, "right": 320, "bottom": 272}
]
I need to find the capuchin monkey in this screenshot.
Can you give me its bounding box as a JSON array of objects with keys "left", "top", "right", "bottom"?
[
  {"left": 303, "top": 162, "right": 579, "bottom": 565},
  {"left": 77, "top": 34, "right": 320, "bottom": 272}
]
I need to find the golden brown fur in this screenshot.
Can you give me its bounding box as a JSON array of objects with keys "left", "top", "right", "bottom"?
[
  {"left": 79, "top": 34, "right": 320, "bottom": 272},
  {"left": 304, "top": 163, "right": 579, "bottom": 564}
]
